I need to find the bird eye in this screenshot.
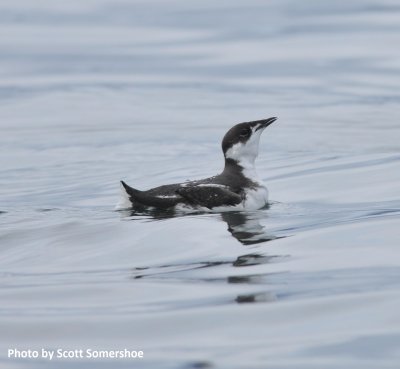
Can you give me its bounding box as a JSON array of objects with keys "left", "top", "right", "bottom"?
[{"left": 239, "top": 128, "right": 250, "bottom": 137}]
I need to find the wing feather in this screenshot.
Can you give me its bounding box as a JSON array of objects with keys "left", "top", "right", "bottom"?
[{"left": 176, "top": 185, "right": 242, "bottom": 209}]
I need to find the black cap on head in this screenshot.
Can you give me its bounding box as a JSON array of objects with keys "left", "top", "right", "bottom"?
[{"left": 221, "top": 117, "right": 277, "bottom": 155}]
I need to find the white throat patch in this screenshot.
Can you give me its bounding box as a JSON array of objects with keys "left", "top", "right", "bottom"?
[{"left": 224, "top": 127, "right": 264, "bottom": 171}]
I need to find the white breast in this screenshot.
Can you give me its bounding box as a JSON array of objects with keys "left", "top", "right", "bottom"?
[
  {"left": 243, "top": 185, "right": 269, "bottom": 210},
  {"left": 241, "top": 166, "right": 269, "bottom": 210}
]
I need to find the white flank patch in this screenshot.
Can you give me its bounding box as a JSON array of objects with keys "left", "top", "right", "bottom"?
[
  {"left": 197, "top": 183, "right": 228, "bottom": 188},
  {"left": 115, "top": 183, "right": 133, "bottom": 210},
  {"left": 156, "top": 195, "right": 178, "bottom": 199}
]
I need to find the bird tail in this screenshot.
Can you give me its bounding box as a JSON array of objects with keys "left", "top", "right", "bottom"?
[
  {"left": 120, "top": 180, "right": 140, "bottom": 197},
  {"left": 115, "top": 180, "right": 140, "bottom": 210}
]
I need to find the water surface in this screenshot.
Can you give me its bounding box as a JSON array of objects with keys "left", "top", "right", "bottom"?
[{"left": 1, "top": 0, "right": 400, "bottom": 368}]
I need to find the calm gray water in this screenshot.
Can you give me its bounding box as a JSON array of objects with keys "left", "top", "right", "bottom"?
[{"left": 1, "top": 0, "right": 400, "bottom": 368}]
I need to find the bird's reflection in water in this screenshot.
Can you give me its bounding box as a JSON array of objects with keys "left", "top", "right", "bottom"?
[
  {"left": 233, "top": 253, "right": 277, "bottom": 266},
  {"left": 228, "top": 253, "right": 282, "bottom": 304},
  {"left": 118, "top": 206, "right": 176, "bottom": 220},
  {"left": 235, "top": 292, "right": 276, "bottom": 304},
  {"left": 120, "top": 207, "right": 286, "bottom": 305},
  {"left": 120, "top": 206, "right": 280, "bottom": 246},
  {"left": 220, "top": 210, "right": 280, "bottom": 245}
]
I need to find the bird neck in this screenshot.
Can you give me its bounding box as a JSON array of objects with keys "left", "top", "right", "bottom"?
[{"left": 223, "top": 157, "right": 257, "bottom": 177}]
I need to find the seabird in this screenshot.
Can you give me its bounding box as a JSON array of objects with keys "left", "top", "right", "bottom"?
[{"left": 117, "top": 117, "right": 277, "bottom": 212}]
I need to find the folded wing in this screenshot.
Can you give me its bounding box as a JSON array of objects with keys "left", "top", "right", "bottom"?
[{"left": 177, "top": 185, "right": 242, "bottom": 209}]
